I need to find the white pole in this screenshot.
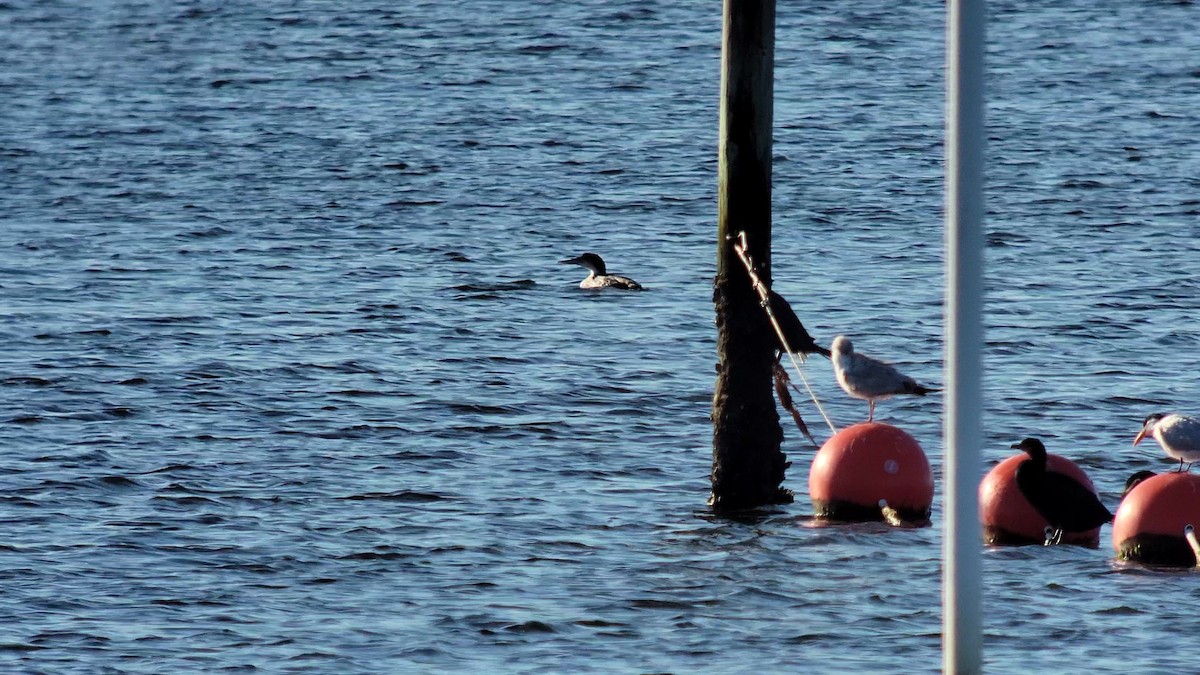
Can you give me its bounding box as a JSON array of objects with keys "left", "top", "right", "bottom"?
[{"left": 944, "top": 0, "right": 985, "bottom": 672}]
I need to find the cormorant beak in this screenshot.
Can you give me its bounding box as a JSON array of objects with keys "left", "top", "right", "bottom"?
[{"left": 1133, "top": 427, "right": 1149, "bottom": 447}]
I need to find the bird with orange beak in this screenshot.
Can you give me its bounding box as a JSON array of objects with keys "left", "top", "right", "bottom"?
[{"left": 1134, "top": 413, "right": 1200, "bottom": 472}]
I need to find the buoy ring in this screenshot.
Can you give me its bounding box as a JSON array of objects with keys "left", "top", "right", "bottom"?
[{"left": 809, "top": 422, "right": 933, "bottom": 524}]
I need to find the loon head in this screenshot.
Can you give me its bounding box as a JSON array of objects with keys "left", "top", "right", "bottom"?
[
  {"left": 1010, "top": 437, "right": 1048, "bottom": 463},
  {"left": 1121, "top": 470, "right": 1156, "bottom": 500},
  {"left": 560, "top": 252, "right": 607, "bottom": 275}
]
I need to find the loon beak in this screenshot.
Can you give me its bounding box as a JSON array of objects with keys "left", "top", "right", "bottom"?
[
  {"left": 560, "top": 256, "right": 581, "bottom": 265},
  {"left": 1009, "top": 442, "right": 1021, "bottom": 450}
]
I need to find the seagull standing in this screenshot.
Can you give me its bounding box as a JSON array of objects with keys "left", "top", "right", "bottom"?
[
  {"left": 831, "top": 335, "right": 937, "bottom": 422},
  {"left": 1133, "top": 413, "right": 1200, "bottom": 472},
  {"left": 560, "top": 252, "right": 643, "bottom": 290},
  {"left": 1011, "top": 438, "right": 1112, "bottom": 545}
]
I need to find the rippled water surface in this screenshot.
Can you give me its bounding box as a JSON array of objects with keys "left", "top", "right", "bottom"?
[{"left": 4, "top": 0, "right": 1200, "bottom": 671}]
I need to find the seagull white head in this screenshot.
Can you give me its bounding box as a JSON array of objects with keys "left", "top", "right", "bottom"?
[{"left": 831, "top": 335, "right": 853, "bottom": 355}]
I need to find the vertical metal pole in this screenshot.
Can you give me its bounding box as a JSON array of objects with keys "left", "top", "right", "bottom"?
[{"left": 944, "top": 0, "right": 985, "bottom": 672}]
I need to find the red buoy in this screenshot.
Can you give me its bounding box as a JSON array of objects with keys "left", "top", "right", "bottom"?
[
  {"left": 979, "top": 453, "right": 1103, "bottom": 547},
  {"left": 1113, "top": 472, "right": 1200, "bottom": 567},
  {"left": 809, "top": 422, "right": 933, "bottom": 523}
]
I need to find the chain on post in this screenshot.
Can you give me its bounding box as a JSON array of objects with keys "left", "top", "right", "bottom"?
[{"left": 731, "top": 231, "right": 837, "bottom": 434}]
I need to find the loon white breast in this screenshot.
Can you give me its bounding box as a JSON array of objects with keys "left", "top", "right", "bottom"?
[{"left": 560, "top": 252, "right": 643, "bottom": 290}]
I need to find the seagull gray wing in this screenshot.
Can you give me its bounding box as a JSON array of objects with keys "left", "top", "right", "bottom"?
[
  {"left": 845, "top": 352, "right": 909, "bottom": 397},
  {"left": 1159, "top": 415, "right": 1200, "bottom": 452}
]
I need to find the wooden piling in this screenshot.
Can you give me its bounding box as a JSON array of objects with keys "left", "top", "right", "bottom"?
[{"left": 710, "top": 0, "right": 789, "bottom": 510}]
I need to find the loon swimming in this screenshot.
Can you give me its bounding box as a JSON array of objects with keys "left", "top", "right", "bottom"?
[{"left": 560, "top": 252, "right": 643, "bottom": 290}]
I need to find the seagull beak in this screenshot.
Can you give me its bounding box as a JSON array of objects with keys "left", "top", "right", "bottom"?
[{"left": 1133, "top": 427, "right": 1149, "bottom": 447}]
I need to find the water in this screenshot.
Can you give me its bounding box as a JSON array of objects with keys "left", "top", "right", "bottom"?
[{"left": 3, "top": 0, "right": 1200, "bottom": 671}]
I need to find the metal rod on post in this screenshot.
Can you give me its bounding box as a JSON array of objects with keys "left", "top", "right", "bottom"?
[
  {"left": 944, "top": 0, "right": 985, "bottom": 672},
  {"left": 732, "top": 232, "right": 837, "bottom": 435}
]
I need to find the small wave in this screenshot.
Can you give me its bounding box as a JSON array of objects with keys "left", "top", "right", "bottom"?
[
  {"left": 136, "top": 464, "right": 198, "bottom": 475},
  {"left": 1094, "top": 605, "right": 1143, "bottom": 615},
  {"left": 98, "top": 475, "right": 142, "bottom": 488},
  {"left": 386, "top": 198, "right": 445, "bottom": 207},
  {"left": 152, "top": 495, "right": 220, "bottom": 506},
  {"left": 329, "top": 390, "right": 393, "bottom": 398},
  {"left": 125, "top": 315, "right": 207, "bottom": 325},
  {"left": 450, "top": 279, "right": 537, "bottom": 293},
  {"left": 629, "top": 598, "right": 696, "bottom": 610},
  {"left": 502, "top": 620, "right": 556, "bottom": 634},
  {"left": 208, "top": 77, "right": 275, "bottom": 88},
  {"left": 518, "top": 44, "right": 568, "bottom": 54},
  {"left": 178, "top": 226, "right": 233, "bottom": 238},
  {"left": 0, "top": 643, "right": 46, "bottom": 653},
  {"left": 275, "top": 425, "right": 409, "bottom": 439},
  {"left": 306, "top": 73, "right": 373, "bottom": 83},
  {"left": 573, "top": 618, "right": 627, "bottom": 628},
  {"left": 2, "top": 376, "right": 54, "bottom": 387},
  {"left": 1060, "top": 179, "right": 1106, "bottom": 189},
  {"left": 445, "top": 402, "right": 524, "bottom": 415},
  {"left": 336, "top": 550, "right": 412, "bottom": 560},
  {"left": 787, "top": 633, "right": 829, "bottom": 644},
  {"left": 383, "top": 449, "right": 463, "bottom": 461},
  {"left": 338, "top": 490, "right": 448, "bottom": 502}
]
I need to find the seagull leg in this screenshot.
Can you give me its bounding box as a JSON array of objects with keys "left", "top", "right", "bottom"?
[
  {"left": 1179, "top": 458, "right": 1185, "bottom": 473},
  {"left": 867, "top": 400, "right": 875, "bottom": 423}
]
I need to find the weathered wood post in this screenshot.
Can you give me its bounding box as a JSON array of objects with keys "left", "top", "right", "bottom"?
[{"left": 711, "top": 0, "right": 789, "bottom": 510}]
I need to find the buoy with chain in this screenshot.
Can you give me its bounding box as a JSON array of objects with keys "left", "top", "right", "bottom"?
[
  {"left": 979, "top": 451, "right": 1106, "bottom": 547},
  {"left": 809, "top": 422, "right": 933, "bottom": 524},
  {"left": 1113, "top": 471, "right": 1200, "bottom": 567}
]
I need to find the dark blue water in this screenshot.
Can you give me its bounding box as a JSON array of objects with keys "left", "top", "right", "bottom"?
[{"left": 4, "top": 0, "right": 1200, "bottom": 671}]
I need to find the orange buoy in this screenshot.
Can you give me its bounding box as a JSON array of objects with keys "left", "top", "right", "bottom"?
[
  {"left": 809, "top": 422, "right": 933, "bottom": 523},
  {"left": 979, "top": 453, "right": 1104, "bottom": 547},
  {"left": 1113, "top": 471, "right": 1200, "bottom": 567}
]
